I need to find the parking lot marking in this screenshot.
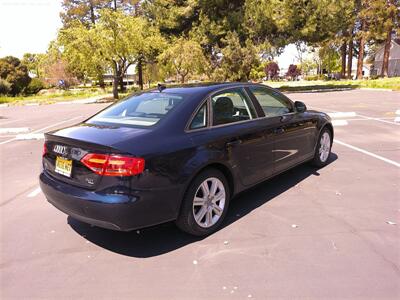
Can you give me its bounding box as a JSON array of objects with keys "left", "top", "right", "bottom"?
[
  {"left": 396, "top": 109, "right": 400, "bottom": 115},
  {"left": 312, "top": 106, "right": 400, "bottom": 126},
  {"left": 0, "top": 116, "right": 83, "bottom": 145},
  {"left": 332, "top": 120, "right": 348, "bottom": 126},
  {"left": 394, "top": 117, "right": 400, "bottom": 123},
  {"left": 328, "top": 112, "right": 356, "bottom": 118},
  {"left": 15, "top": 133, "right": 44, "bottom": 140},
  {"left": 0, "top": 127, "right": 30, "bottom": 134},
  {"left": 0, "top": 119, "right": 21, "bottom": 125},
  {"left": 27, "top": 187, "right": 41, "bottom": 198},
  {"left": 335, "top": 139, "right": 400, "bottom": 168}
]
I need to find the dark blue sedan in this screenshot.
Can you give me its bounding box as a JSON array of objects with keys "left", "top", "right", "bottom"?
[{"left": 40, "top": 82, "right": 333, "bottom": 236}]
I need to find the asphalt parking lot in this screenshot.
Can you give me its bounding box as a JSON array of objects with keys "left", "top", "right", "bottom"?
[{"left": 1, "top": 89, "right": 399, "bottom": 299}]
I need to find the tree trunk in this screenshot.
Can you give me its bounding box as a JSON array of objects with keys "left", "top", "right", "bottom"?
[
  {"left": 137, "top": 57, "right": 143, "bottom": 90},
  {"left": 381, "top": 28, "right": 392, "bottom": 77},
  {"left": 341, "top": 41, "right": 347, "bottom": 78},
  {"left": 119, "top": 76, "right": 125, "bottom": 92},
  {"left": 113, "top": 0, "right": 117, "bottom": 11},
  {"left": 112, "top": 63, "right": 120, "bottom": 99},
  {"left": 96, "top": 70, "right": 105, "bottom": 89},
  {"left": 356, "top": 20, "right": 366, "bottom": 80},
  {"left": 113, "top": 75, "right": 119, "bottom": 99},
  {"left": 89, "top": 1, "right": 95, "bottom": 25},
  {"left": 347, "top": 32, "right": 354, "bottom": 79}
]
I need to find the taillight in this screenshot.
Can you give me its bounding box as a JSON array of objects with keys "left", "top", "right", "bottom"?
[
  {"left": 81, "top": 153, "right": 145, "bottom": 176},
  {"left": 42, "top": 142, "right": 48, "bottom": 157}
]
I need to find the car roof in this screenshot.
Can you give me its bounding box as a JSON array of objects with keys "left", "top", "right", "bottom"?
[{"left": 147, "top": 82, "right": 261, "bottom": 95}]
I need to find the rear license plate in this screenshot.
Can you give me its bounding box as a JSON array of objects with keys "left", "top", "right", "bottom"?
[{"left": 55, "top": 156, "right": 72, "bottom": 177}]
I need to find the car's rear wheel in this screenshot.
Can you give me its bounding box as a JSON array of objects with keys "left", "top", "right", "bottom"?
[
  {"left": 311, "top": 127, "right": 332, "bottom": 167},
  {"left": 176, "top": 168, "right": 230, "bottom": 236}
]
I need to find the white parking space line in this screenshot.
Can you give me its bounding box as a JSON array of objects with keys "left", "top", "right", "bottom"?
[
  {"left": 328, "top": 112, "right": 356, "bottom": 118},
  {"left": 15, "top": 133, "right": 45, "bottom": 140},
  {"left": 0, "top": 127, "right": 30, "bottom": 134},
  {"left": 335, "top": 139, "right": 400, "bottom": 168},
  {"left": 396, "top": 109, "right": 400, "bottom": 115},
  {"left": 312, "top": 106, "right": 400, "bottom": 126},
  {"left": 395, "top": 117, "right": 400, "bottom": 123},
  {"left": 27, "top": 187, "right": 41, "bottom": 198},
  {"left": 332, "top": 120, "right": 348, "bottom": 126},
  {"left": 0, "top": 115, "right": 83, "bottom": 145},
  {"left": 0, "top": 119, "right": 21, "bottom": 125}
]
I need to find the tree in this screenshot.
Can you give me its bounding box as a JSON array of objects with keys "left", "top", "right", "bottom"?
[
  {"left": 159, "top": 38, "right": 206, "bottom": 83},
  {"left": 61, "top": 0, "right": 141, "bottom": 27},
  {"left": 363, "top": 0, "right": 400, "bottom": 77},
  {"left": 264, "top": 61, "right": 280, "bottom": 80},
  {"left": 218, "top": 32, "right": 259, "bottom": 82},
  {"left": 0, "top": 56, "right": 31, "bottom": 96},
  {"left": 59, "top": 9, "right": 164, "bottom": 98},
  {"left": 286, "top": 64, "right": 301, "bottom": 80},
  {"left": 22, "top": 53, "right": 45, "bottom": 78},
  {"left": 59, "top": 22, "right": 108, "bottom": 87}
]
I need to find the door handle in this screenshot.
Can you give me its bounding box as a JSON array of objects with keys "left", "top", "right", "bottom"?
[
  {"left": 274, "top": 127, "right": 285, "bottom": 134},
  {"left": 226, "top": 139, "right": 242, "bottom": 147}
]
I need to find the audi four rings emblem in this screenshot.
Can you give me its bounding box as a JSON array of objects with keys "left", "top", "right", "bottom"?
[{"left": 53, "top": 145, "right": 67, "bottom": 155}]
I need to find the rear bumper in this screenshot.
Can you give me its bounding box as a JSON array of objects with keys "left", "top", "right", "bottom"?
[{"left": 39, "top": 172, "right": 182, "bottom": 231}]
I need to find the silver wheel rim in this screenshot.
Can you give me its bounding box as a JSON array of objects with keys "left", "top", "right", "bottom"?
[
  {"left": 192, "top": 177, "right": 226, "bottom": 228},
  {"left": 319, "top": 132, "right": 331, "bottom": 162}
]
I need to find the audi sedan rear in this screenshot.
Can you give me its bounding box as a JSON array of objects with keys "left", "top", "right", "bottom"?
[{"left": 40, "top": 83, "right": 333, "bottom": 236}]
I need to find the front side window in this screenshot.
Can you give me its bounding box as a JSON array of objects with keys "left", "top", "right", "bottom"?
[
  {"left": 211, "top": 88, "right": 257, "bottom": 126},
  {"left": 249, "top": 86, "right": 293, "bottom": 117},
  {"left": 87, "top": 92, "right": 185, "bottom": 127}
]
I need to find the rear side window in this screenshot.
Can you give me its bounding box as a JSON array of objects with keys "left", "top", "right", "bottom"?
[
  {"left": 190, "top": 103, "right": 207, "bottom": 129},
  {"left": 211, "top": 88, "right": 257, "bottom": 126},
  {"left": 249, "top": 87, "right": 293, "bottom": 117},
  {"left": 87, "top": 92, "right": 185, "bottom": 127}
]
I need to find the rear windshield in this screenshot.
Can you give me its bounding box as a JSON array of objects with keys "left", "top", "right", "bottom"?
[{"left": 87, "top": 92, "right": 185, "bottom": 126}]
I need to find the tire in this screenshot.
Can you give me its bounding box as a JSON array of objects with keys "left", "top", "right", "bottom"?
[
  {"left": 311, "top": 127, "right": 332, "bottom": 167},
  {"left": 176, "top": 168, "right": 230, "bottom": 236}
]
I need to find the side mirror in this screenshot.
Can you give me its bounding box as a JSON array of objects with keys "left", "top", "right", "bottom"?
[{"left": 294, "top": 101, "right": 307, "bottom": 113}]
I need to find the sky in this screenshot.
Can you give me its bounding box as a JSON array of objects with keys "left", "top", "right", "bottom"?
[
  {"left": 0, "top": 0, "right": 298, "bottom": 68},
  {"left": 0, "top": 0, "right": 62, "bottom": 58}
]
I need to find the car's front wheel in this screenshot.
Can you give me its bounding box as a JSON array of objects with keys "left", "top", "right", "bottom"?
[
  {"left": 176, "top": 168, "right": 230, "bottom": 236},
  {"left": 311, "top": 127, "right": 332, "bottom": 167}
]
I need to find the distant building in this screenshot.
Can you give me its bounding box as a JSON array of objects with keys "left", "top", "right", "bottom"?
[{"left": 371, "top": 38, "right": 400, "bottom": 77}]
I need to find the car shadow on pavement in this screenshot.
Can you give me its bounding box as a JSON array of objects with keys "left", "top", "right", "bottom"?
[{"left": 69, "top": 153, "right": 338, "bottom": 258}]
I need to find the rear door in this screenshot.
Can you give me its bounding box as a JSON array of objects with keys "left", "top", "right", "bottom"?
[
  {"left": 248, "top": 86, "right": 317, "bottom": 174},
  {"left": 208, "top": 87, "right": 274, "bottom": 186}
]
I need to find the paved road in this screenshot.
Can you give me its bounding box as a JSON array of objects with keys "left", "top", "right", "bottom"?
[{"left": 1, "top": 90, "right": 399, "bottom": 299}]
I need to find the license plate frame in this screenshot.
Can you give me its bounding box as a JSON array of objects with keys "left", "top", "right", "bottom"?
[{"left": 55, "top": 156, "right": 72, "bottom": 177}]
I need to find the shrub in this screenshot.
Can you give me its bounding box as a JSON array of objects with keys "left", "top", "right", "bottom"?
[
  {"left": 0, "top": 79, "right": 11, "bottom": 95},
  {"left": 24, "top": 78, "right": 46, "bottom": 95}
]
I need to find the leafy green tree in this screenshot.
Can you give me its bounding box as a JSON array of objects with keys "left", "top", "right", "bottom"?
[
  {"left": 0, "top": 56, "right": 31, "bottom": 96},
  {"left": 0, "top": 79, "right": 11, "bottom": 95},
  {"left": 158, "top": 38, "right": 206, "bottom": 83},
  {"left": 362, "top": 0, "right": 400, "bottom": 77},
  {"left": 59, "top": 9, "right": 164, "bottom": 98},
  {"left": 217, "top": 32, "right": 259, "bottom": 82},
  {"left": 22, "top": 53, "right": 45, "bottom": 78},
  {"left": 59, "top": 22, "right": 107, "bottom": 87},
  {"left": 61, "top": 0, "right": 141, "bottom": 27}
]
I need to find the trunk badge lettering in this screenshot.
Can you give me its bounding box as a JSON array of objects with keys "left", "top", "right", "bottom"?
[{"left": 53, "top": 145, "right": 67, "bottom": 156}]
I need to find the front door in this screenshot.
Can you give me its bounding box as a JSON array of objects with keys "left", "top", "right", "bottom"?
[{"left": 248, "top": 86, "right": 316, "bottom": 174}]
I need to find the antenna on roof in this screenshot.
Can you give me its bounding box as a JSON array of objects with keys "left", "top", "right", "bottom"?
[{"left": 157, "top": 83, "right": 166, "bottom": 92}]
